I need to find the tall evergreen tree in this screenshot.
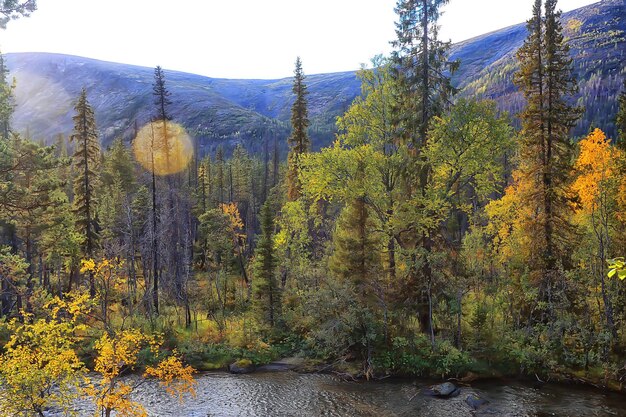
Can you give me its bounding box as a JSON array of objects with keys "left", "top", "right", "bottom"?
[
  {"left": 286, "top": 57, "right": 310, "bottom": 201},
  {"left": 253, "top": 200, "right": 279, "bottom": 327},
  {"left": 146, "top": 65, "right": 173, "bottom": 314},
  {"left": 70, "top": 88, "right": 100, "bottom": 296},
  {"left": 153, "top": 66, "right": 172, "bottom": 122},
  {"left": 513, "top": 0, "right": 581, "bottom": 316},
  {"left": 391, "top": 0, "right": 455, "bottom": 148}
]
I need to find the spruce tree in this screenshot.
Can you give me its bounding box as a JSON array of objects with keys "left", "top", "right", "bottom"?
[
  {"left": 253, "top": 200, "right": 279, "bottom": 327},
  {"left": 70, "top": 88, "right": 100, "bottom": 296},
  {"left": 148, "top": 65, "right": 171, "bottom": 315},
  {"left": 329, "top": 197, "right": 379, "bottom": 294},
  {"left": 286, "top": 57, "right": 310, "bottom": 201},
  {"left": 391, "top": 0, "right": 455, "bottom": 147},
  {"left": 513, "top": 0, "right": 581, "bottom": 314},
  {"left": 153, "top": 66, "right": 172, "bottom": 122}
]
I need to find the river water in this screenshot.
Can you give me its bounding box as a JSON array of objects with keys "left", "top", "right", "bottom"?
[{"left": 60, "top": 371, "right": 626, "bottom": 417}]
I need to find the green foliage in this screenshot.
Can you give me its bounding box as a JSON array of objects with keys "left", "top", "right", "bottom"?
[
  {"left": 375, "top": 336, "right": 473, "bottom": 377},
  {"left": 427, "top": 98, "right": 515, "bottom": 205}
]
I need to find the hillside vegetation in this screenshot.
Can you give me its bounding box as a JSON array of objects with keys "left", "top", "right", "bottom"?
[{"left": 6, "top": 0, "right": 625, "bottom": 153}]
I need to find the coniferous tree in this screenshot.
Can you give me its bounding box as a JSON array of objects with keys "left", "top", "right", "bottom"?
[
  {"left": 146, "top": 65, "right": 173, "bottom": 314},
  {"left": 391, "top": 0, "right": 455, "bottom": 147},
  {"left": 153, "top": 66, "right": 172, "bottom": 123},
  {"left": 513, "top": 0, "right": 581, "bottom": 317},
  {"left": 329, "top": 195, "right": 380, "bottom": 293},
  {"left": 286, "top": 57, "right": 310, "bottom": 201},
  {"left": 215, "top": 146, "right": 225, "bottom": 205},
  {"left": 253, "top": 200, "right": 279, "bottom": 327},
  {"left": 70, "top": 88, "right": 100, "bottom": 296}
]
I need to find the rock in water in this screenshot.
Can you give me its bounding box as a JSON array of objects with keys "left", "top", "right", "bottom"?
[
  {"left": 423, "top": 382, "right": 460, "bottom": 398},
  {"left": 466, "top": 393, "right": 490, "bottom": 410}
]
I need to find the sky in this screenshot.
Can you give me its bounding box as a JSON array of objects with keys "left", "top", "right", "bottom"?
[{"left": 0, "top": 0, "right": 600, "bottom": 79}]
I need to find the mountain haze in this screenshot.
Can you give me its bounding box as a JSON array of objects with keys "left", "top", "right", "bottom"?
[{"left": 5, "top": 0, "right": 625, "bottom": 154}]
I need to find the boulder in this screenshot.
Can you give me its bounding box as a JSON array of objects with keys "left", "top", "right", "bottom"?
[
  {"left": 423, "top": 382, "right": 461, "bottom": 398},
  {"left": 465, "top": 393, "right": 490, "bottom": 410},
  {"left": 228, "top": 359, "right": 255, "bottom": 374}
]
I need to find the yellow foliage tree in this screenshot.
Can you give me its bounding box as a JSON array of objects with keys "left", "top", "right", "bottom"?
[
  {"left": 80, "top": 257, "right": 128, "bottom": 328},
  {"left": 572, "top": 128, "right": 623, "bottom": 339},
  {"left": 572, "top": 128, "right": 620, "bottom": 212},
  {"left": 220, "top": 202, "right": 250, "bottom": 291},
  {"left": 86, "top": 328, "right": 196, "bottom": 417},
  {"left": 0, "top": 293, "right": 90, "bottom": 417}
]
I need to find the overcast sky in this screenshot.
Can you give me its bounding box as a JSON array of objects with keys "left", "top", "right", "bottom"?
[{"left": 0, "top": 0, "right": 600, "bottom": 79}]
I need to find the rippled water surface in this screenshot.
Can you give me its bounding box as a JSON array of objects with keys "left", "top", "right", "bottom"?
[{"left": 61, "top": 371, "right": 626, "bottom": 417}]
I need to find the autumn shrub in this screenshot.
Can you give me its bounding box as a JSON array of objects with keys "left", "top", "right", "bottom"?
[
  {"left": 86, "top": 328, "right": 196, "bottom": 417},
  {"left": 430, "top": 340, "right": 474, "bottom": 378},
  {"left": 0, "top": 294, "right": 90, "bottom": 417}
]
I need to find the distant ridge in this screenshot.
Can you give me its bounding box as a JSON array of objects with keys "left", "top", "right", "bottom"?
[{"left": 5, "top": 0, "right": 625, "bottom": 154}]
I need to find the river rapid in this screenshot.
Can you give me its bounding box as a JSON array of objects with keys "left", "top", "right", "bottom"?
[{"left": 54, "top": 371, "right": 626, "bottom": 417}]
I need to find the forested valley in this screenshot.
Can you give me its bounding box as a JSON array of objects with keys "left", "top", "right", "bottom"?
[{"left": 0, "top": 0, "right": 626, "bottom": 415}]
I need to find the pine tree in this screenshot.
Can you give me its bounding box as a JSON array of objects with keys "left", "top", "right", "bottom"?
[
  {"left": 70, "top": 88, "right": 100, "bottom": 296},
  {"left": 286, "top": 57, "right": 310, "bottom": 201},
  {"left": 513, "top": 0, "right": 581, "bottom": 315},
  {"left": 253, "top": 200, "right": 279, "bottom": 327}
]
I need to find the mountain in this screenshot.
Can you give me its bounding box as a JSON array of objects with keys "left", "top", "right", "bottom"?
[
  {"left": 6, "top": 53, "right": 360, "bottom": 155},
  {"left": 450, "top": 0, "right": 625, "bottom": 137},
  {"left": 5, "top": 0, "right": 625, "bottom": 155}
]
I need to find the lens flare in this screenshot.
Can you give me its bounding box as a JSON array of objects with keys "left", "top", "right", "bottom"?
[{"left": 133, "top": 120, "right": 193, "bottom": 176}]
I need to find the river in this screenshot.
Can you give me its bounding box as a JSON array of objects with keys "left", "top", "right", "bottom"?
[{"left": 58, "top": 371, "right": 626, "bottom": 416}]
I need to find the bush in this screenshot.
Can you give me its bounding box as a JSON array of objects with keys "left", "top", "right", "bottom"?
[
  {"left": 430, "top": 340, "right": 474, "bottom": 378},
  {"left": 178, "top": 340, "right": 236, "bottom": 371},
  {"left": 374, "top": 336, "right": 474, "bottom": 377}
]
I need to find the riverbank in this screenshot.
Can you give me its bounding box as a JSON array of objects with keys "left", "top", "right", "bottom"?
[{"left": 181, "top": 344, "right": 626, "bottom": 396}]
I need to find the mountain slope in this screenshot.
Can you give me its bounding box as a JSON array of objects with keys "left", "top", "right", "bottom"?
[
  {"left": 5, "top": 0, "right": 625, "bottom": 154},
  {"left": 7, "top": 52, "right": 360, "bottom": 154},
  {"left": 450, "top": 0, "right": 625, "bottom": 137}
]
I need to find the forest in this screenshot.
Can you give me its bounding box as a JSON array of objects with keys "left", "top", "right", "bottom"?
[{"left": 1, "top": 0, "right": 626, "bottom": 415}]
